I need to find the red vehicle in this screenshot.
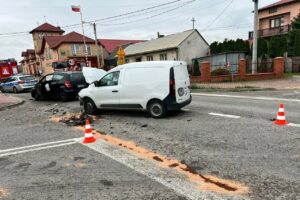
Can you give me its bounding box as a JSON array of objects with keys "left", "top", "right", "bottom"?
[{"left": 0, "top": 59, "right": 18, "bottom": 81}]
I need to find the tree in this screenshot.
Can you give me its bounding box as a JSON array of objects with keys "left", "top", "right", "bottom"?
[
  {"left": 293, "top": 30, "right": 300, "bottom": 56},
  {"left": 269, "top": 36, "right": 288, "bottom": 58},
  {"left": 192, "top": 59, "right": 200, "bottom": 76},
  {"left": 210, "top": 42, "right": 219, "bottom": 54},
  {"left": 257, "top": 38, "right": 268, "bottom": 57},
  {"left": 291, "top": 12, "right": 300, "bottom": 29}
]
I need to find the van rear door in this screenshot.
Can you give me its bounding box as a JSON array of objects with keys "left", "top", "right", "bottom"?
[{"left": 173, "top": 64, "right": 190, "bottom": 103}]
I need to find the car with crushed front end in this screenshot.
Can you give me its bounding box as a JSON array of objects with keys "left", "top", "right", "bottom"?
[{"left": 31, "top": 71, "right": 88, "bottom": 102}]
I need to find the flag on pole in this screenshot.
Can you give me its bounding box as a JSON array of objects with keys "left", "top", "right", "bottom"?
[{"left": 71, "top": 5, "right": 81, "bottom": 12}]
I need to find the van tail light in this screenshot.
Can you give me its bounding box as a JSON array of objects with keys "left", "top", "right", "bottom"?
[
  {"left": 18, "top": 80, "right": 25, "bottom": 84},
  {"left": 64, "top": 80, "right": 72, "bottom": 88},
  {"left": 169, "top": 68, "right": 176, "bottom": 96}
]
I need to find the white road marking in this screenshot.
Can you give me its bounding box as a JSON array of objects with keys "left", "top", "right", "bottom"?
[
  {"left": 209, "top": 112, "right": 241, "bottom": 119},
  {"left": 0, "top": 138, "right": 82, "bottom": 157},
  {"left": 287, "top": 123, "right": 300, "bottom": 128},
  {"left": 0, "top": 138, "right": 82, "bottom": 154},
  {"left": 0, "top": 142, "right": 77, "bottom": 158},
  {"left": 192, "top": 93, "right": 300, "bottom": 103},
  {"left": 84, "top": 140, "right": 246, "bottom": 200}
]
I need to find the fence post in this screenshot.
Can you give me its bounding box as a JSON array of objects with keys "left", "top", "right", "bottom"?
[
  {"left": 274, "top": 57, "right": 284, "bottom": 78},
  {"left": 200, "top": 61, "right": 211, "bottom": 82},
  {"left": 239, "top": 59, "right": 246, "bottom": 81}
]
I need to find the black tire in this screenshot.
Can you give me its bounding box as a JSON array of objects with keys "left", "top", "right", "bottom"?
[
  {"left": 31, "top": 90, "right": 41, "bottom": 101},
  {"left": 59, "top": 90, "right": 68, "bottom": 102},
  {"left": 13, "top": 87, "right": 18, "bottom": 94},
  {"left": 83, "top": 98, "right": 98, "bottom": 115},
  {"left": 147, "top": 100, "right": 166, "bottom": 118},
  {"left": 0, "top": 87, "right": 5, "bottom": 93}
]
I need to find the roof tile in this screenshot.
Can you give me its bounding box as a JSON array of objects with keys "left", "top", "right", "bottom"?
[
  {"left": 30, "top": 23, "right": 65, "bottom": 34},
  {"left": 98, "top": 39, "right": 146, "bottom": 53}
]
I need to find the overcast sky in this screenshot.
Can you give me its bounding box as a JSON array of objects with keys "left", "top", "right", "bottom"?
[{"left": 0, "top": 0, "right": 276, "bottom": 62}]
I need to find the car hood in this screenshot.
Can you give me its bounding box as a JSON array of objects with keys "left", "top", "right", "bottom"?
[{"left": 82, "top": 67, "right": 107, "bottom": 84}]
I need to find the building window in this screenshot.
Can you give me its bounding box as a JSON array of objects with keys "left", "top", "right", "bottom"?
[
  {"left": 160, "top": 54, "right": 167, "bottom": 60},
  {"left": 135, "top": 57, "right": 142, "bottom": 62},
  {"left": 147, "top": 56, "right": 153, "bottom": 61},
  {"left": 270, "top": 17, "right": 284, "bottom": 28},
  {"left": 71, "top": 44, "right": 80, "bottom": 55},
  {"left": 269, "top": 7, "right": 277, "bottom": 14},
  {"left": 86, "top": 45, "right": 91, "bottom": 56},
  {"left": 38, "top": 33, "right": 45, "bottom": 39},
  {"left": 125, "top": 59, "right": 129, "bottom": 63}
]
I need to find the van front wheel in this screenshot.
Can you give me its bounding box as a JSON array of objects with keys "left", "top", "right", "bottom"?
[
  {"left": 147, "top": 100, "right": 166, "bottom": 118},
  {"left": 83, "top": 98, "right": 97, "bottom": 115}
]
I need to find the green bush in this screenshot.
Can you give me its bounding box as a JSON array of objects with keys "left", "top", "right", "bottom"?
[{"left": 211, "top": 67, "right": 230, "bottom": 76}]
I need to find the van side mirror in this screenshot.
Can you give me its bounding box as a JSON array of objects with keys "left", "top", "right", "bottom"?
[{"left": 94, "top": 81, "right": 100, "bottom": 87}]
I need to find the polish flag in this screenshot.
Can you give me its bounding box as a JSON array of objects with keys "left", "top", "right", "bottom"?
[{"left": 71, "top": 5, "right": 80, "bottom": 12}]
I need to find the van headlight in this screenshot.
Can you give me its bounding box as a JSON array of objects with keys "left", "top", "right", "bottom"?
[{"left": 178, "top": 88, "right": 184, "bottom": 96}]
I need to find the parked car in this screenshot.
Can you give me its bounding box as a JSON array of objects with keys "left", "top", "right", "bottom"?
[
  {"left": 31, "top": 71, "right": 88, "bottom": 101},
  {"left": 0, "top": 74, "right": 37, "bottom": 93},
  {"left": 79, "top": 61, "right": 192, "bottom": 118}
]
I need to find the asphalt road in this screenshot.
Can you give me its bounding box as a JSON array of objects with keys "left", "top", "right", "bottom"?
[{"left": 1, "top": 91, "right": 299, "bottom": 200}]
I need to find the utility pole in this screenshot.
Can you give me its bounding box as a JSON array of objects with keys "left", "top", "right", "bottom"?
[
  {"left": 252, "top": 0, "right": 258, "bottom": 74},
  {"left": 191, "top": 17, "right": 196, "bottom": 29},
  {"left": 79, "top": 8, "right": 88, "bottom": 66},
  {"left": 92, "top": 23, "right": 101, "bottom": 68}
]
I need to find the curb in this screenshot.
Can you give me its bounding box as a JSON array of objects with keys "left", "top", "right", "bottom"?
[{"left": 0, "top": 97, "right": 25, "bottom": 111}]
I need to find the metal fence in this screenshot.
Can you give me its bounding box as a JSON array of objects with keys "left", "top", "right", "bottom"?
[
  {"left": 193, "top": 52, "right": 246, "bottom": 75},
  {"left": 246, "top": 59, "right": 274, "bottom": 73}
]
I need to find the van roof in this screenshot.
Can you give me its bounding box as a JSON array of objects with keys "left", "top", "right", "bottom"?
[{"left": 111, "top": 61, "right": 187, "bottom": 71}]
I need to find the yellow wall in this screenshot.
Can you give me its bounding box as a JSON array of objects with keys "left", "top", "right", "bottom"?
[
  {"left": 40, "top": 42, "right": 101, "bottom": 74},
  {"left": 57, "top": 43, "right": 98, "bottom": 59},
  {"left": 40, "top": 43, "right": 59, "bottom": 74}
]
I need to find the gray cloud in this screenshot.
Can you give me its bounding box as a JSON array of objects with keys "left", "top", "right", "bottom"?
[{"left": 0, "top": 0, "right": 276, "bottom": 61}]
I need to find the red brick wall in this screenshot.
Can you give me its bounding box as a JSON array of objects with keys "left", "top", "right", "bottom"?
[{"left": 190, "top": 57, "right": 284, "bottom": 83}]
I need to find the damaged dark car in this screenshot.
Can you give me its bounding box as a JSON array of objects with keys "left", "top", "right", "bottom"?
[{"left": 31, "top": 71, "right": 88, "bottom": 102}]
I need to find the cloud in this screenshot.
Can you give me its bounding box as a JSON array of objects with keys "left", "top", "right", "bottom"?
[{"left": 0, "top": 0, "right": 278, "bottom": 61}]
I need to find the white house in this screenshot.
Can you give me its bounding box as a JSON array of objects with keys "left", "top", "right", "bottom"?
[{"left": 124, "top": 29, "right": 209, "bottom": 67}]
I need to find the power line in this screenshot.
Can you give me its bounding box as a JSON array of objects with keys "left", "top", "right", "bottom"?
[
  {"left": 0, "top": 0, "right": 184, "bottom": 37},
  {"left": 96, "top": 0, "right": 195, "bottom": 27},
  {"left": 205, "top": 0, "right": 235, "bottom": 30}
]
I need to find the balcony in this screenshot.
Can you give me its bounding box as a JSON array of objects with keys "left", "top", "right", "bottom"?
[{"left": 249, "top": 24, "right": 291, "bottom": 39}]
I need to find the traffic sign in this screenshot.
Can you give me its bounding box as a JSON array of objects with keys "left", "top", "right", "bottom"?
[
  {"left": 117, "top": 47, "right": 125, "bottom": 65},
  {"left": 2, "top": 67, "right": 10, "bottom": 75}
]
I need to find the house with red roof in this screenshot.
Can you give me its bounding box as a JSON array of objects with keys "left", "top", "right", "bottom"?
[
  {"left": 249, "top": 0, "right": 300, "bottom": 39},
  {"left": 21, "top": 22, "right": 145, "bottom": 73},
  {"left": 20, "top": 49, "right": 38, "bottom": 75},
  {"left": 98, "top": 39, "right": 146, "bottom": 68},
  {"left": 38, "top": 31, "right": 103, "bottom": 74}
]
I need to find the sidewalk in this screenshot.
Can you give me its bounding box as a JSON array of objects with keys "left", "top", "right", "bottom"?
[
  {"left": 192, "top": 76, "right": 300, "bottom": 90},
  {"left": 0, "top": 93, "right": 24, "bottom": 110}
]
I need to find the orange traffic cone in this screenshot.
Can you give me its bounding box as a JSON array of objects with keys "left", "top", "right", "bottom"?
[
  {"left": 83, "top": 120, "right": 96, "bottom": 143},
  {"left": 274, "top": 104, "right": 288, "bottom": 126}
]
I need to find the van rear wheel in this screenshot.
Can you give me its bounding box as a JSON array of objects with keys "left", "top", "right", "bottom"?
[
  {"left": 83, "top": 98, "right": 97, "bottom": 115},
  {"left": 147, "top": 100, "right": 166, "bottom": 118}
]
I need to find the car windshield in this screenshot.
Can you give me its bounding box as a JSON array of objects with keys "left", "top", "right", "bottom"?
[{"left": 20, "top": 76, "right": 35, "bottom": 81}]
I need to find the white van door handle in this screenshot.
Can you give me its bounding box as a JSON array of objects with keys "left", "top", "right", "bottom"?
[{"left": 112, "top": 90, "right": 118, "bottom": 93}]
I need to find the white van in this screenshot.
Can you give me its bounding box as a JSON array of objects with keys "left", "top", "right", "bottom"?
[{"left": 78, "top": 61, "right": 191, "bottom": 118}]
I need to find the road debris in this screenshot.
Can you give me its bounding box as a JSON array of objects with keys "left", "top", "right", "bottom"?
[{"left": 58, "top": 113, "right": 95, "bottom": 126}]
